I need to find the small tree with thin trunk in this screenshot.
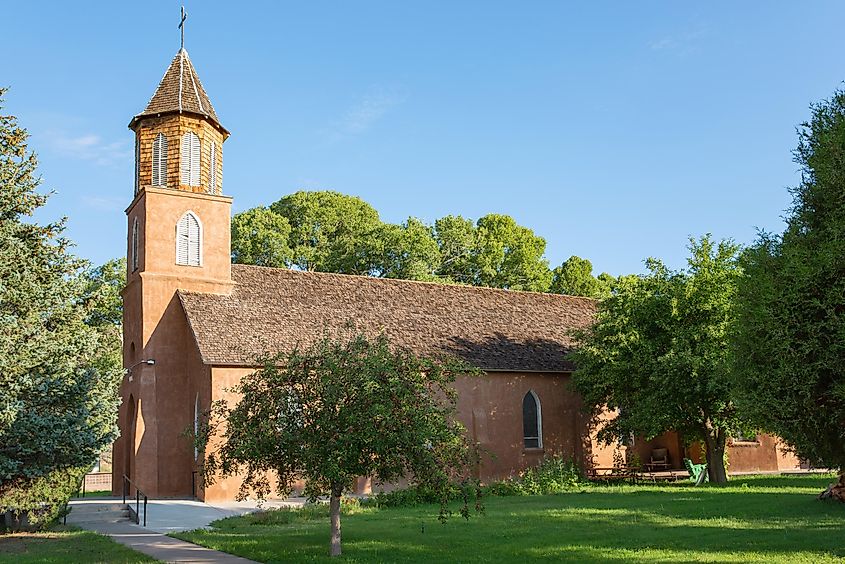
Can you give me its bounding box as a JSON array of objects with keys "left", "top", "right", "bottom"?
[{"left": 197, "top": 330, "right": 483, "bottom": 557}]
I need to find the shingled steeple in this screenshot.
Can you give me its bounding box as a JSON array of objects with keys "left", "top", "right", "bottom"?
[
  {"left": 129, "top": 47, "right": 228, "bottom": 196},
  {"left": 130, "top": 49, "right": 225, "bottom": 133}
]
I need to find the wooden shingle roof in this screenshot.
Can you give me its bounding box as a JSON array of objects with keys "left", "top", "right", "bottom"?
[
  {"left": 131, "top": 49, "right": 224, "bottom": 131},
  {"left": 178, "top": 264, "right": 595, "bottom": 372}
]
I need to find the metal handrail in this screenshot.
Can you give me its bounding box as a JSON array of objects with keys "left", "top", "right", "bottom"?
[{"left": 122, "top": 474, "right": 148, "bottom": 527}]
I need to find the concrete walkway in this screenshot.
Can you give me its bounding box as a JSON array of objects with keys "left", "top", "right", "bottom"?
[
  {"left": 69, "top": 497, "right": 304, "bottom": 562},
  {"left": 82, "top": 520, "right": 256, "bottom": 563},
  {"left": 69, "top": 497, "right": 304, "bottom": 533}
]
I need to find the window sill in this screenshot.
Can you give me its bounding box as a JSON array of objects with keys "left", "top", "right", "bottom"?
[
  {"left": 730, "top": 441, "right": 761, "bottom": 448},
  {"left": 522, "top": 448, "right": 545, "bottom": 455}
]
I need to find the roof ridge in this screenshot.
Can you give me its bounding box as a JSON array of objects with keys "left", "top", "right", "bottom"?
[{"left": 230, "top": 263, "right": 597, "bottom": 302}]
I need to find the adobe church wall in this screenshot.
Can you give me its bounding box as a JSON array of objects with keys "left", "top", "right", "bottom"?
[
  {"left": 117, "top": 187, "right": 233, "bottom": 498},
  {"left": 726, "top": 434, "right": 801, "bottom": 473},
  {"left": 126, "top": 188, "right": 233, "bottom": 293},
  {"left": 453, "top": 371, "right": 606, "bottom": 482},
  {"left": 199, "top": 367, "right": 607, "bottom": 501}
]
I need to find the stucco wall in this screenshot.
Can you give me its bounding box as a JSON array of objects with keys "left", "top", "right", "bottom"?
[
  {"left": 198, "top": 367, "right": 612, "bottom": 501},
  {"left": 115, "top": 183, "right": 232, "bottom": 498}
]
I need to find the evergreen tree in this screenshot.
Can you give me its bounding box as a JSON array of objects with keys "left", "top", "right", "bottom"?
[{"left": 0, "top": 90, "right": 121, "bottom": 522}]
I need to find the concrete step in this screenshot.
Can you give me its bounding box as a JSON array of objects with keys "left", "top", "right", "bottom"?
[{"left": 67, "top": 503, "right": 132, "bottom": 524}]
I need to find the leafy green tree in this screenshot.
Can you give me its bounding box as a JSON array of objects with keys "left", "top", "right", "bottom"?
[
  {"left": 78, "top": 258, "right": 125, "bottom": 381},
  {"left": 733, "top": 90, "right": 845, "bottom": 482},
  {"left": 370, "top": 217, "right": 441, "bottom": 280},
  {"left": 550, "top": 255, "right": 615, "bottom": 298},
  {"left": 270, "top": 191, "right": 380, "bottom": 273},
  {"left": 231, "top": 206, "right": 292, "bottom": 267},
  {"left": 0, "top": 90, "right": 122, "bottom": 516},
  {"left": 434, "top": 214, "right": 551, "bottom": 291},
  {"left": 433, "top": 215, "right": 476, "bottom": 284},
  {"left": 473, "top": 214, "right": 551, "bottom": 291},
  {"left": 197, "top": 331, "right": 482, "bottom": 557},
  {"left": 572, "top": 236, "right": 743, "bottom": 483}
]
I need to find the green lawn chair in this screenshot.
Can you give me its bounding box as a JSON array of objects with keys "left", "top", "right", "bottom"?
[{"left": 683, "top": 458, "right": 709, "bottom": 486}]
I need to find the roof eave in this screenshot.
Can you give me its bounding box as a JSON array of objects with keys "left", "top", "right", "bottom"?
[{"left": 128, "top": 109, "right": 230, "bottom": 137}]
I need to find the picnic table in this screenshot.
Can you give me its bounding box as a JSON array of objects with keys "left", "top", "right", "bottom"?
[
  {"left": 587, "top": 465, "right": 645, "bottom": 484},
  {"left": 586, "top": 466, "right": 684, "bottom": 484}
]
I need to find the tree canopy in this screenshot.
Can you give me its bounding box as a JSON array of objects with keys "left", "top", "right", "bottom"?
[
  {"left": 550, "top": 255, "right": 615, "bottom": 298},
  {"left": 571, "top": 235, "right": 743, "bottom": 482},
  {"left": 270, "top": 191, "right": 380, "bottom": 274},
  {"left": 231, "top": 192, "right": 581, "bottom": 293},
  {"left": 0, "top": 90, "right": 122, "bottom": 515},
  {"left": 733, "top": 90, "right": 845, "bottom": 478},
  {"left": 231, "top": 206, "right": 292, "bottom": 268},
  {"left": 197, "top": 330, "right": 482, "bottom": 556}
]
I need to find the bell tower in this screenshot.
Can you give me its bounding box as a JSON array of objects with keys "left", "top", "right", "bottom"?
[{"left": 116, "top": 41, "right": 234, "bottom": 497}]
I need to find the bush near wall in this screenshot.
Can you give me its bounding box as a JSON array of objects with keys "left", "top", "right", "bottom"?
[
  {"left": 485, "top": 456, "right": 583, "bottom": 496},
  {"left": 365, "top": 456, "right": 583, "bottom": 508},
  {"left": 0, "top": 466, "right": 86, "bottom": 532}
]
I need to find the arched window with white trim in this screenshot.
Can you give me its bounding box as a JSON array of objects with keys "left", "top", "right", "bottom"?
[
  {"left": 131, "top": 217, "right": 139, "bottom": 271},
  {"left": 208, "top": 140, "right": 217, "bottom": 194},
  {"left": 176, "top": 211, "right": 202, "bottom": 266},
  {"left": 180, "top": 132, "right": 200, "bottom": 187},
  {"left": 152, "top": 133, "right": 168, "bottom": 187},
  {"left": 522, "top": 390, "right": 542, "bottom": 449}
]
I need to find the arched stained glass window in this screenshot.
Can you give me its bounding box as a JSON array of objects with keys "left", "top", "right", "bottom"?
[{"left": 522, "top": 391, "right": 542, "bottom": 449}]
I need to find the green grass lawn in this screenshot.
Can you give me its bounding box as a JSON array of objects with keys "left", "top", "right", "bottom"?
[
  {"left": 0, "top": 525, "right": 157, "bottom": 563},
  {"left": 173, "top": 473, "right": 844, "bottom": 563}
]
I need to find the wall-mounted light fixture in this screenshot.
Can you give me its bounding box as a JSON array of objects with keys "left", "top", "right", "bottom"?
[{"left": 126, "top": 358, "right": 155, "bottom": 382}]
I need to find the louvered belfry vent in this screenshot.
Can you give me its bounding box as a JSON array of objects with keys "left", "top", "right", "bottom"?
[
  {"left": 152, "top": 133, "right": 168, "bottom": 187},
  {"left": 176, "top": 211, "right": 202, "bottom": 266},
  {"left": 209, "top": 140, "right": 217, "bottom": 194},
  {"left": 180, "top": 132, "right": 201, "bottom": 187}
]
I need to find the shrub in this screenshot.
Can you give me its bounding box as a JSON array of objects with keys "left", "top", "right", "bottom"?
[
  {"left": 0, "top": 466, "right": 86, "bottom": 531},
  {"left": 363, "top": 483, "right": 462, "bottom": 509},
  {"left": 486, "top": 456, "right": 583, "bottom": 496}
]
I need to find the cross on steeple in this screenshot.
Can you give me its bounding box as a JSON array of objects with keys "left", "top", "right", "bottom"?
[{"left": 179, "top": 6, "right": 187, "bottom": 50}]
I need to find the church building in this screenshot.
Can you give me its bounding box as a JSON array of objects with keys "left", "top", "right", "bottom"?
[{"left": 114, "top": 47, "right": 800, "bottom": 501}]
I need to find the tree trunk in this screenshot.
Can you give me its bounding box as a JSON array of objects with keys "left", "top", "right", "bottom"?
[
  {"left": 702, "top": 428, "right": 728, "bottom": 483},
  {"left": 329, "top": 484, "right": 342, "bottom": 557}
]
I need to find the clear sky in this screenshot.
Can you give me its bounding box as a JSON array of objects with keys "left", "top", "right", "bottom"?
[{"left": 5, "top": 1, "right": 845, "bottom": 275}]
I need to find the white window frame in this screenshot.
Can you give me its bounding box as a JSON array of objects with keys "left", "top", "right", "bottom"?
[
  {"left": 131, "top": 217, "right": 139, "bottom": 271},
  {"left": 180, "top": 132, "right": 201, "bottom": 187},
  {"left": 152, "top": 133, "right": 168, "bottom": 187},
  {"left": 175, "top": 211, "right": 203, "bottom": 267},
  {"left": 522, "top": 390, "right": 543, "bottom": 449}
]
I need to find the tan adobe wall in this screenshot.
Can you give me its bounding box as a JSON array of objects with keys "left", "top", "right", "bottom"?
[
  {"left": 199, "top": 368, "right": 606, "bottom": 501},
  {"left": 126, "top": 187, "right": 233, "bottom": 299},
  {"left": 727, "top": 434, "right": 801, "bottom": 473},
  {"left": 116, "top": 186, "right": 233, "bottom": 498}
]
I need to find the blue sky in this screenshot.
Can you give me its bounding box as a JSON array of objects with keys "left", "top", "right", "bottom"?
[{"left": 5, "top": 1, "right": 845, "bottom": 275}]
